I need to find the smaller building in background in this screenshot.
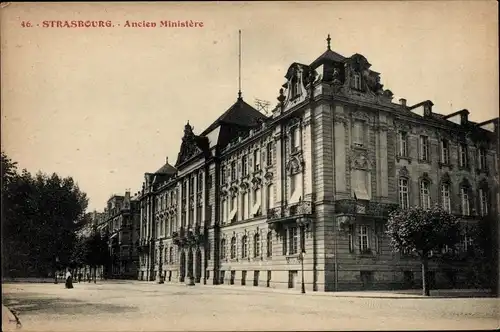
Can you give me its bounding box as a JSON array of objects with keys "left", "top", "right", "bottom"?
[{"left": 102, "top": 190, "right": 141, "bottom": 279}]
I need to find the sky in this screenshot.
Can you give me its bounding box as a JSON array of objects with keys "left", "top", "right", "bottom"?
[{"left": 1, "top": 1, "right": 498, "bottom": 212}]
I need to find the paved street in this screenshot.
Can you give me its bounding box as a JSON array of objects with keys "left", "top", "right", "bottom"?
[{"left": 2, "top": 281, "right": 498, "bottom": 331}]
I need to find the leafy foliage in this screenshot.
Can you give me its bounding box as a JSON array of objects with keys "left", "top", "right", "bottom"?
[
  {"left": 2, "top": 151, "right": 88, "bottom": 277},
  {"left": 386, "top": 206, "right": 460, "bottom": 257}
]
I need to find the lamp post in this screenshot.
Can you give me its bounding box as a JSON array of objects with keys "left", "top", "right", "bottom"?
[
  {"left": 187, "top": 227, "right": 195, "bottom": 286},
  {"left": 299, "top": 249, "right": 306, "bottom": 294},
  {"left": 157, "top": 239, "right": 164, "bottom": 284}
]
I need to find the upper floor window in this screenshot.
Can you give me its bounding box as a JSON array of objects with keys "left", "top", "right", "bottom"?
[
  {"left": 353, "top": 73, "right": 362, "bottom": 90},
  {"left": 254, "top": 233, "right": 260, "bottom": 257},
  {"left": 290, "top": 126, "right": 300, "bottom": 153},
  {"left": 230, "top": 237, "right": 236, "bottom": 259},
  {"left": 459, "top": 143, "right": 468, "bottom": 168},
  {"left": 241, "top": 236, "right": 248, "bottom": 259},
  {"left": 242, "top": 155, "right": 248, "bottom": 176},
  {"left": 353, "top": 121, "right": 365, "bottom": 147},
  {"left": 478, "top": 148, "right": 487, "bottom": 170},
  {"left": 460, "top": 186, "right": 470, "bottom": 216},
  {"left": 441, "top": 183, "right": 451, "bottom": 212},
  {"left": 230, "top": 161, "right": 237, "bottom": 181},
  {"left": 266, "top": 231, "right": 273, "bottom": 257},
  {"left": 266, "top": 142, "right": 273, "bottom": 166},
  {"left": 479, "top": 188, "right": 488, "bottom": 216},
  {"left": 441, "top": 139, "right": 450, "bottom": 164},
  {"left": 399, "top": 178, "right": 410, "bottom": 209},
  {"left": 420, "top": 180, "right": 431, "bottom": 209},
  {"left": 398, "top": 131, "right": 408, "bottom": 157},
  {"left": 358, "top": 225, "right": 369, "bottom": 253},
  {"left": 253, "top": 149, "right": 260, "bottom": 171},
  {"left": 419, "top": 135, "right": 429, "bottom": 161},
  {"left": 288, "top": 226, "right": 298, "bottom": 255},
  {"left": 266, "top": 184, "right": 274, "bottom": 210},
  {"left": 241, "top": 192, "right": 248, "bottom": 220},
  {"left": 221, "top": 166, "right": 226, "bottom": 184}
]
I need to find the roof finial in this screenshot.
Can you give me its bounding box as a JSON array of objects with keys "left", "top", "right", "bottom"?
[
  {"left": 166, "top": 156, "right": 168, "bottom": 163},
  {"left": 238, "top": 29, "right": 243, "bottom": 100},
  {"left": 327, "top": 34, "right": 331, "bottom": 50}
]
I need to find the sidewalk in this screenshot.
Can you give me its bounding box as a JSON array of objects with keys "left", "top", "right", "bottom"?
[{"left": 155, "top": 281, "right": 494, "bottom": 299}]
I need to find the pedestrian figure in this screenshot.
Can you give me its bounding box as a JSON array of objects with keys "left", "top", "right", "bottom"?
[
  {"left": 65, "top": 269, "right": 73, "bottom": 289},
  {"left": 87, "top": 273, "right": 91, "bottom": 283},
  {"left": 78, "top": 272, "right": 82, "bottom": 283}
]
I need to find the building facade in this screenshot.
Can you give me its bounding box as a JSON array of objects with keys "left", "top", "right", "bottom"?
[
  {"left": 102, "top": 191, "right": 140, "bottom": 279},
  {"left": 137, "top": 36, "right": 498, "bottom": 291}
]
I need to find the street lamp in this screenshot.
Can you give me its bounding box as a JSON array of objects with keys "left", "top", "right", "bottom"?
[
  {"left": 157, "top": 239, "right": 164, "bottom": 284},
  {"left": 299, "top": 249, "right": 306, "bottom": 294}
]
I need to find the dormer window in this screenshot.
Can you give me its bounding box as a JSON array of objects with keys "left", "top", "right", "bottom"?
[{"left": 353, "top": 73, "right": 362, "bottom": 90}]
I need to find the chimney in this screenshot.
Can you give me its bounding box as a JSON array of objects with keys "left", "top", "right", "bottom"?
[
  {"left": 460, "top": 109, "right": 469, "bottom": 125},
  {"left": 423, "top": 100, "right": 434, "bottom": 117},
  {"left": 399, "top": 98, "right": 407, "bottom": 107}
]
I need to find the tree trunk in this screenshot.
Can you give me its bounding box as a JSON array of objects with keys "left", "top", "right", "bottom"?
[
  {"left": 421, "top": 257, "right": 430, "bottom": 296},
  {"left": 93, "top": 266, "right": 96, "bottom": 283}
]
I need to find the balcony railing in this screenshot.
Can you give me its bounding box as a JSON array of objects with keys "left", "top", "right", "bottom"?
[
  {"left": 334, "top": 199, "right": 398, "bottom": 218},
  {"left": 172, "top": 224, "right": 205, "bottom": 247},
  {"left": 267, "top": 200, "right": 314, "bottom": 222}
]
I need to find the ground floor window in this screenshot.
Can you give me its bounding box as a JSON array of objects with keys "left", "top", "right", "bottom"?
[{"left": 254, "top": 271, "right": 259, "bottom": 286}]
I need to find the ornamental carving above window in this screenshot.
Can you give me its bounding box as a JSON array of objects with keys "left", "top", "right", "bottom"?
[
  {"left": 348, "top": 150, "right": 371, "bottom": 171},
  {"left": 286, "top": 155, "right": 304, "bottom": 175},
  {"left": 441, "top": 172, "right": 451, "bottom": 183},
  {"left": 264, "top": 171, "right": 274, "bottom": 184},
  {"left": 251, "top": 176, "right": 262, "bottom": 190},
  {"left": 399, "top": 166, "right": 410, "bottom": 178}
]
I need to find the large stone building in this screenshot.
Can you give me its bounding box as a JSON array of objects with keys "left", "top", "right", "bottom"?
[
  {"left": 137, "top": 36, "right": 498, "bottom": 291},
  {"left": 102, "top": 191, "right": 141, "bottom": 279}
]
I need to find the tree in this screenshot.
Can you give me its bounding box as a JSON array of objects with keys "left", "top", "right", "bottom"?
[
  {"left": 386, "top": 206, "right": 460, "bottom": 296},
  {"left": 471, "top": 214, "right": 498, "bottom": 295},
  {"left": 1, "top": 151, "right": 89, "bottom": 278},
  {"left": 84, "top": 227, "right": 109, "bottom": 283}
]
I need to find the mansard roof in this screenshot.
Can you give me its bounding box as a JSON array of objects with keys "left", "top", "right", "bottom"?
[
  {"left": 154, "top": 158, "right": 176, "bottom": 175},
  {"left": 201, "top": 97, "right": 268, "bottom": 136},
  {"left": 310, "top": 48, "right": 346, "bottom": 69}
]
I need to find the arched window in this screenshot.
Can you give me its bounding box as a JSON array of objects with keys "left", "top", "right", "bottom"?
[
  {"left": 241, "top": 236, "right": 248, "bottom": 258},
  {"left": 441, "top": 182, "right": 451, "bottom": 212},
  {"left": 220, "top": 239, "right": 227, "bottom": 259},
  {"left": 230, "top": 237, "right": 236, "bottom": 259},
  {"left": 399, "top": 178, "right": 410, "bottom": 209},
  {"left": 266, "top": 231, "right": 273, "bottom": 257},
  {"left": 254, "top": 233, "right": 260, "bottom": 257},
  {"left": 420, "top": 180, "right": 431, "bottom": 209}
]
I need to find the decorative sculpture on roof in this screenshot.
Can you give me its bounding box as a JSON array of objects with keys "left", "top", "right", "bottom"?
[{"left": 176, "top": 121, "right": 203, "bottom": 166}]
